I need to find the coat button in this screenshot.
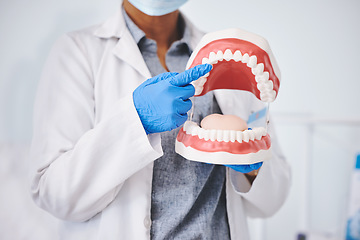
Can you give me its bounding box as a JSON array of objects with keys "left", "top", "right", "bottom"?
[{"left": 143, "top": 217, "right": 151, "bottom": 229}]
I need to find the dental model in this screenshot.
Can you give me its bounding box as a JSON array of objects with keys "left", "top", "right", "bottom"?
[{"left": 175, "top": 28, "right": 281, "bottom": 165}]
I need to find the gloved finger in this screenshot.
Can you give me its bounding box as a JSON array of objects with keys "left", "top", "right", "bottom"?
[
  {"left": 143, "top": 72, "right": 178, "bottom": 86},
  {"left": 169, "top": 64, "right": 212, "bottom": 87},
  {"left": 172, "top": 113, "right": 187, "bottom": 129},
  {"left": 250, "top": 162, "right": 263, "bottom": 170},
  {"left": 178, "top": 84, "right": 195, "bottom": 100},
  {"left": 225, "top": 164, "right": 253, "bottom": 173},
  {"left": 240, "top": 165, "right": 254, "bottom": 173},
  {"left": 176, "top": 99, "right": 192, "bottom": 115}
]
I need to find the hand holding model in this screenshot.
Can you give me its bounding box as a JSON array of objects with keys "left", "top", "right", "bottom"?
[
  {"left": 133, "top": 64, "right": 212, "bottom": 134},
  {"left": 226, "top": 162, "right": 263, "bottom": 173}
]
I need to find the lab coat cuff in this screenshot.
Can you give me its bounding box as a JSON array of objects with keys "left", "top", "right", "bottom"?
[
  {"left": 103, "top": 92, "right": 164, "bottom": 167},
  {"left": 125, "top": 93, "right": 163, "bottom": 158}
]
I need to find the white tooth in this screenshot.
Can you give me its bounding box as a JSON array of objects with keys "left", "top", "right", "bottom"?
[
  {"left": 182, "top": 121, "right": 188, "bottom": 132},
  {"left": 192, "top": 124, "right": 199, "bottom": 134},
  {"left": 188, "top": 125, "right": 198, "bottom": 136},
  {"left": 236, "top": 131, "right": 243, "bottom": 142},
  {"left": 233, "top": 50, "right": 242, "bottom": 62},
  {"left": 193, "top": 81, "right": 203, "bottom": 93},
  {"left": 209, "top": 52, "right": 217, "bottom": 64},
  {"left": 192, "top": 81, "right": 199, "bottom": 89},
  {"left": 265, "top": 80, "right": 274, "bottom": 90},
  {"left": 261, "top": 128, "right": 267, "bottom": 136},
  {"left": 242, "top": 53, "right": 250, "bottom": 63},
  {"left": 230, "top": 131, "right": 236, "bottom": 142},
  {"left": 188, "top": 124, "right": 197, "bottom": 134},
  {"left": 262, "top": 72, "right": 270, "bottom": 81},
  {"left": 184, "top": 122, "right": 193, "bottom": 133},
  {"left": 248, "top": 130, "right": 255, "bottom": 141},
  {"left": 269, "top": 90, "right": 277, "bottom": 99},
  {"left": 216, "top": 50, "right": 224, "bottom": 61},
  {"left": 242, "top": 131, "right": 250, "bottom": 142},
  {"left": 263, "top": 94, "right": 274, "bottom": 103},
  {"left": 260, "top": 92, "right": 270, "bottom": 101},
  {"left": 255, "top": 75, "right": 262, "bottom": 83},
  {"left": 252, "top": 63, "right": 264, "bottom": 75},
  {"left": 202, "top": 57, "right": 209, "bottom": 64},
  {"left": 223, "top": 49, "right": 233, "bottom": 61},
  {"left": 257, "top": 82, "right": 266, "bottom": 92},
  {"left": 204, "top": 72, "right": 210, "bottom": 78},
  {"left": 210, "top": 129, "right": 217, "bottom": 141},
  {"left": 263, "top": 97, "right": 270, "bottom": 102},
  {"left": 223, "top": 130, "right": 230, "bottom": 142},
  {"left": 204, "top": 130, "right": 210, "bottom": 141},
  {"left": 197, "top": 128, "right": 205, "bottom": 139},
  {"left": 191, "top": 126, "right": 198, "bottom": 136},
  {"left": 257, "top": 128, "right": 266, "bottom": 137},
  {"left": 216, "top": 130, "right": 223, "bottom": 142},
  {"left": 255, "top": 75, "right": 261, "bottom": 83},
  {"left": 254, "top": 129, "right": 262, "bottom": 140},
  {"left": 198, "top": 77, "right": 207, "bottom": 85},
  {"left": 195, "top": 87, "right": 203, "bottom": 96},
  {"left": 247, "top": 55, "right": 257, "bottom": 68},
  {"left": 255, "top": 71, "right": 269, "bottom": 83}
]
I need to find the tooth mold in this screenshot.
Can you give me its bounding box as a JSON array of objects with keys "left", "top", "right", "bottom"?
[{"left": 175, "top": 28, "right": 281, "bottom": 165}]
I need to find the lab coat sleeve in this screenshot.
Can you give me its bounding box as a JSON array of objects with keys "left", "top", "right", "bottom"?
[
  {"left": 229, "top": 119, "right": 291, "bottom": 218},
  {"left": 30, "top": 34, "right": 163, "bottom": 222}
]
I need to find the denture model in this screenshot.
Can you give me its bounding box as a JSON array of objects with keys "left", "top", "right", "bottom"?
[{"left": 175, "top": 28, "right": 281, "bottom": 165}]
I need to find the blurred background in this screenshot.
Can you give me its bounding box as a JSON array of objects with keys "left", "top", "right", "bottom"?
[{"left": 1, "top": 0, "right": 360, "bottom": 239}]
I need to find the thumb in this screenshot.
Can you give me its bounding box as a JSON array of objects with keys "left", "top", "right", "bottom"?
[{"left": 169, "top": 64, "right": 212, "bottom": 87}]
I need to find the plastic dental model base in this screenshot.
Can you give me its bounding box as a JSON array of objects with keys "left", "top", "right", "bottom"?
[{"left": 175, "top": 28, "right": 281, "bottom": 165}]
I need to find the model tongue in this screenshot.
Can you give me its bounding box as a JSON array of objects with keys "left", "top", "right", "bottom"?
[{"left": 200, "top": 114, "right": 248, "bottom": 131}]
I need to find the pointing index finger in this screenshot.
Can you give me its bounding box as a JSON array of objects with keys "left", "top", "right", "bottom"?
[{"left": 169, "top": 64, "right": 212, "bottom": 87}]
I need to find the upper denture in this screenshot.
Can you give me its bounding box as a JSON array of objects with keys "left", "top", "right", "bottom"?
[{"left": 186, "top": 29, "right": 281, "bottom": 102}]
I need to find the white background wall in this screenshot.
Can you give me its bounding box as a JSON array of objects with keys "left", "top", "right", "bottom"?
[{"left": 1, "top": 0, "right": 360, "bottom": 239}]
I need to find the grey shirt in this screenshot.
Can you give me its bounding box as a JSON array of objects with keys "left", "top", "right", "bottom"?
[{"left": 123, "top": 9, "right": 230, "bottom": 240}]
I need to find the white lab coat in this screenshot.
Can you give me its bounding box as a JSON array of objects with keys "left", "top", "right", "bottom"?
[{"left": 30, "top": 7, "right": 291, "bottom": 240}]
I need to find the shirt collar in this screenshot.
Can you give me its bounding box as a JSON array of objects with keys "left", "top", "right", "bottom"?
[
  {"left": 122, "top": 7, "right": 146, "bottom": 44},
  {"left": 177, "top": 15, "right": 192, "bottom": 49},
  {"left": 122, "top": 7, "right": 192, "bottom": 51}
]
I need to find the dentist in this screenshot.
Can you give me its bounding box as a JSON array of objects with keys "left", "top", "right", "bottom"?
[{"left": 30, "top": 0, "right": 291, "bottom": 239}]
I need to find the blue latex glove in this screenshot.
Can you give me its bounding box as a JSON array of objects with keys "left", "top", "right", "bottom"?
[
  {"left": 226, "top": 162, "right": 263, "bottom": 173},
  {"left": 133, "top": 64, "right": 212, "bottom": 134}
]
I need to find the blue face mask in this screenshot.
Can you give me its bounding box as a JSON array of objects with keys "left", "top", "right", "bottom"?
[{"left": 128, "top": 0, "right": 188, "bottom": 16}]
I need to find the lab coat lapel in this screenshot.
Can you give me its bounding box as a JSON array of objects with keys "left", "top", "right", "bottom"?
[
  {"left": 93, "top": 8, "right": 151, "bottom": 79},
  {"left": 112, "top": 31, "right": 151, "bottom": 79}
]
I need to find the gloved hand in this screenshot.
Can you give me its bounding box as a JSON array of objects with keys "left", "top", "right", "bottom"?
[
  {"left": 226, "top": 162, "right": 263, "bottom": 173},
  {"left": 133, "top": 64, "right": 212, "bottom": 134}
]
